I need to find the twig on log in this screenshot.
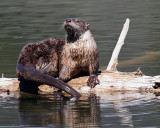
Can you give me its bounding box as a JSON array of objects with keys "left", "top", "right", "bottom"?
[{"left": 106, "top": 18, "right": 130, "bottom": 71}]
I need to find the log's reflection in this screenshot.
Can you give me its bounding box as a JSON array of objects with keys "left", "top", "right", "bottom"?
[
  {"left": 97, "top": 92, "right": 157, "bottom": 127},
  {"left": 114, "top": 101, "right": 133, "bottom": 127},
  {"left": 18, "top": 93, "right": 101, "bottom": 127}
]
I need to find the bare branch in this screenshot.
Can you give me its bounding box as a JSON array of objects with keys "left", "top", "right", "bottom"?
[{"left": 107, "top": 18, "right": 130, "bottom": 71}]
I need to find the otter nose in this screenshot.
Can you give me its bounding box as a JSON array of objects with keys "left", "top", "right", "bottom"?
[{"left": 66, "top": 18, "right": 72, "bottom": 23}]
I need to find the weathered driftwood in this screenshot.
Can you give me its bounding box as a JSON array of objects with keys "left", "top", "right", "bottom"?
[
  {"left": 107, "top": 18, "right": 130, "bottom": 71},
  {"left": 0, "top": 18, "right": 160, "bottom": 94},
  {"left": 0, "top": 71, "right": 160, "bottom": 93}
]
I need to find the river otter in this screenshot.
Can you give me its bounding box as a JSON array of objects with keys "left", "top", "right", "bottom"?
[{"left": 16, "top": 18, "right": 99, "bottom": 100}]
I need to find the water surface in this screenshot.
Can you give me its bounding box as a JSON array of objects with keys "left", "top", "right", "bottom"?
[
  {"left": 0, "top": 0, "right": 160, "bottom": 77},
  {"left": 1, "top": 92, "right": 160, "bottom": 127}
]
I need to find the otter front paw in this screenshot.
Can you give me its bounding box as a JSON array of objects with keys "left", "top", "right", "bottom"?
[{"left": 87, "top": 74, "right": 100, "bottom": 89}]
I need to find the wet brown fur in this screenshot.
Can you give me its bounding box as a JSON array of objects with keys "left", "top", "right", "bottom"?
[
  {"left": 17, "top": 38, "right": 65, "bottom": 79},
  {"left": 16, "top": 18, "right": 99, "bottom": 97}
]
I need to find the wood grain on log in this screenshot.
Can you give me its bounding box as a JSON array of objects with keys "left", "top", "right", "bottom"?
[{"left": 0, "top": 71, "right": 160, "bottom": 93}]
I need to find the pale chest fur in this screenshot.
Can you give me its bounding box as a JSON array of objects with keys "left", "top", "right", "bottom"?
[{"left": 62, "top": 30, "right": 97, "bottom": 67}]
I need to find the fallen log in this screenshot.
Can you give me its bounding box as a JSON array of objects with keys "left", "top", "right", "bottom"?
[
  {"left": 0, "top": 18, "right": 160, "bottom": 94},
  {"left": 0, "top": 71, "right": 160, "bottom": 93}
]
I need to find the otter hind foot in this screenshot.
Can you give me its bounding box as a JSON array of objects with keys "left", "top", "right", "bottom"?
[{"left": 87, "top": 74, "right": 100, "bottom": 89}]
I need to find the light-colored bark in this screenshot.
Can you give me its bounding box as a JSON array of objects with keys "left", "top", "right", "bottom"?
[
  {"left": 0, "top": 72, "right": 160, "bottom": 93},
  {"left": 107, "top": 18, "right": 130, "bottom": 71}
]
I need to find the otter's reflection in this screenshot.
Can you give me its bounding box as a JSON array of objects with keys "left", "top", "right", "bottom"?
[{"left": 18, "top": 93, "right": 101, "bottom": 127}]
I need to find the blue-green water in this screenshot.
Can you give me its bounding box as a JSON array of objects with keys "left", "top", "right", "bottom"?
[
  {"left": 0, "top": 0, "right": 160, "bottom": 127},
  {"left": 1, "top": 92, "right": 160, "bottom": 127}
]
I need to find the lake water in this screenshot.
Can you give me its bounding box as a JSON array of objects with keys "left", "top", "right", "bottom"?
[{"left": 0, "top": 0, "right": 160, "bottom": 127}]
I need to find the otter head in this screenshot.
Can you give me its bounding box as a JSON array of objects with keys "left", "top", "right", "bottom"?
[{"left": 64, "top": 18, "right": 89, "bottom": 42}]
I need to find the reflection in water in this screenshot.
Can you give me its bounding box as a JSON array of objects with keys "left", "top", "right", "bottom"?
[
  {"left": 98, "top": 92, "right": 159, "bottom": 127},
  {"left": 18, "top": 93, "right": 101, "bottom": 127},
  {"left": 114, "top": 101, "right": 133, "bottom": 127},
  {"left": 1, "top": 91, "right": 160, "bottom": 127}
]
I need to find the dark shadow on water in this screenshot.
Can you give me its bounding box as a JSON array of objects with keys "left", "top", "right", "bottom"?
[{"left": 18, "top": 93, "right": 101, "bottom": 127}]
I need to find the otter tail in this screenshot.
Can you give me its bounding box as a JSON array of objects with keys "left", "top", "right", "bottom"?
[{"left": 17, "top": 63, "right": 81, "bottom": 100}]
